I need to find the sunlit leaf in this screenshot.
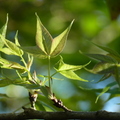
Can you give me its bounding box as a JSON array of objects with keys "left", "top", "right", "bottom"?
[
  {"left": 56, "top": 56, "right": 87, "bottom": 71},
  {"left": 56, "top": 56, "right": 90, "bottom": 72},
  {"left": 15, "top": 31, "right": 21, "bottom": 46},
  {"left": 55, "top": 57, "right": 89, "bottom": 81},
  {"left": 20, "top": 46, "right": 48, "bottom": 59},
  {"left": 0, "top": 35, "right": 23, "bottom": 56},
  {"left": 59, "top": 70, "right": 88, "bottom": 81},
  {"left": 27, "top": 55, "right": 33, "bottom": 71},
  {"left": 50, "top": 20, "right": 74, "bottom": 57},
  {"left": 0, "top": 47, "right": 15, "bottom": 55},
  {"left": 0, "top": 57, "right": 26, "bottom": 72},
  {"left": 0, "top": 14, "right": 8, "bottom": 49},
  {"left": 35, "top": 13, "right": 52, "bottom": 55}
]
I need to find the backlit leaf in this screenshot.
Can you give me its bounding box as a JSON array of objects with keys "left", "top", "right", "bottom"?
[
  {"left": 36, "top": 13, "right": 52, "bottom": 55},
  {"left": 50, "top": 20, "right": 74, "bottom": 57},
  {"left": 0, "top": 35, "right": 23, "bottom": 56},
  {"left": 59, "top": 70, "right": 88, "bottom": 81},
  {"left": 0, "top": 47, "right": 15, "bottom": 55},
  {"left": 15, "top": 31, "right": 21, "bottom": 46},
  {"left": 56, "top": 56, "right": 86, "bottom": 71},
  {"left": 0, "top": 14, "right": 8, "bottom": 49},
  {"left": 0, "top": 57, "right": 26, "bottom": 72}
]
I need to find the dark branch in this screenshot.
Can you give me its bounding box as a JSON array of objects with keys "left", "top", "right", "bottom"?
[{"left": 0, "top": 107, "right": 120, "bottom": 120}]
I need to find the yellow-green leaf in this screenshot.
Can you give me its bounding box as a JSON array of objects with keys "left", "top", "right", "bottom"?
[
  {"left": 50, "top": 20, "right": 74, "bottom": 57},
  {"left": 0, "top": 35, "right": 23, "bottom": 56},
  {"left": 35, "top": 13, "right": 53, "bottom": 55},
  {"left": 0, "top": 14, "right": 8, "bottom": 49},
  {"left": 59, "top": 70, "right": 88, "bottom": 82}
]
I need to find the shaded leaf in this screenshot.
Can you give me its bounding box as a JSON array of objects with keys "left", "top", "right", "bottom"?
[
  {"left": 95, "top": 82, "right": 117, "bottom": 103},
  {"left": 114, "top": 66, "right": 120, "bottom": 86},
  {"left": 85, "top": 53, "right": 117, "bottom": 63},
  {"left": 86, "top": 62, "right": 116, "bottom": 74},
  {"left": 0, "top": 77, "right": 41, "bottom": 89},
  {"left": 0, "top": 93, "right": 9, "bottom": 98},
  {"left": 79, "top": 81, "right": 118, "bottom": 102},
  {"left": 91, "top": 42, "right": 120, "bottom": 61},
  {"left": 50, "top": 20, "right": 74, "bottom": 57},
  {"left": 20, "top": 46, "right": 48, "bottom": 59},
  {"left": 96, "top": 73, "right": 112, "bottom": 83}
]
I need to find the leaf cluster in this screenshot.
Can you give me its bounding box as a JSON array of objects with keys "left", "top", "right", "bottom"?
[{"left": 0, "top": 14, "right": 89, "bottom": 111}]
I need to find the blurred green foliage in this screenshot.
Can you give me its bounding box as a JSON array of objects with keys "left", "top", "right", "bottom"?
[{"left": 0, "top": 0, "right": 120, "bottom": 113}]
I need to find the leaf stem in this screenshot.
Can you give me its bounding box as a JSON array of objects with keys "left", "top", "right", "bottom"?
[{"left": 48, "top": 56, "right": 52, "bottom": 93}]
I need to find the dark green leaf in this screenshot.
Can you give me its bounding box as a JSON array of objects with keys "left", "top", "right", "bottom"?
[
  {"left": 114, "top": 66, "right": 120, "bottom": 86},
  {"left": 20, "top": 46, "right": 48, "bottom": 59},
  {"left": 97, "top": 73, "right": 112, "bottom": 83},
  {"left": 85, "top": 54, "right": 117, "bottom": 63},
  {"left": 86, "top": 62, "right": 116, "bottom": 74},
  {"left": 91, "top": 42, "right": 120, "bottom": 61}
]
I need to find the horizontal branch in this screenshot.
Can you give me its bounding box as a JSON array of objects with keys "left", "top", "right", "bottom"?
[{"left": 0, "top": 107, "right": 120, "bottom": 120}]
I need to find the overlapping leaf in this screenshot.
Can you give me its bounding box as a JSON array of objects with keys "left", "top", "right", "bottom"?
[
  {"left": 50, "top": 20, "right": 74, "bottom": 57},
  {"left": 0, "top": 35, "right": 23, "bottom": 56},
  {"left": 55, "top": 57, "right": 89, "bottom": 81},
  {"left": 0, "top": 57, "right": 26, "bottom": 72},
  {"left": 20, "top": 46, "right": 48, "bottom": 59},
  {"left": 0, "top": 77, "right": 41, "bottom": 89},
  {"left": 85, "top": 54, "right": 117, "bottom": 63},
  {"left": 89, "top": 41, "right": 120, "bottom": 62},
  {"left": 21, "top": 14, "right": 73, "bottom": 59},
  {"left": 83, "top": 41, "right": 120, "bottom": 86}
]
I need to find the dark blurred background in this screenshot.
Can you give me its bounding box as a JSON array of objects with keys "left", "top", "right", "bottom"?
[{"left": 0, "top": 0, "right": 120, "bottom": 113}]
